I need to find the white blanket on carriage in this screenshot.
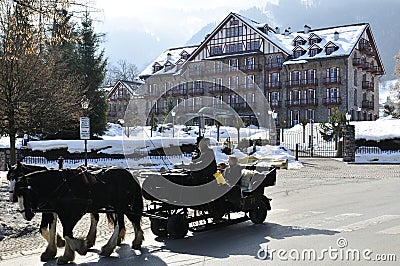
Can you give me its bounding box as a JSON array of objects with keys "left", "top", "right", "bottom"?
[{"left": 240, "top": 169, "right": 264, "bottom": 191}]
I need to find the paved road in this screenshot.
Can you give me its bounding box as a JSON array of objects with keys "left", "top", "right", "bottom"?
[{"left": 1, "top": 158, "right": 399, "bottom": 265}]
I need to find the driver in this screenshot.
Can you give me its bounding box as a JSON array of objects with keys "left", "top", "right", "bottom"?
[{"left": 183, "top": 137, "right": 217, "bottom": 185}]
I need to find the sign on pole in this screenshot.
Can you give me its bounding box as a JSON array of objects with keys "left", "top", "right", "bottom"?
[{"left": 80, "top": 117, "right": 90, "bottom": 140}]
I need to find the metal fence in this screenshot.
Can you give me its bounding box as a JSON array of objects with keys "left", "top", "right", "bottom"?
[{"left": 281, "top": 123, "right": 338, "bottom": 158}]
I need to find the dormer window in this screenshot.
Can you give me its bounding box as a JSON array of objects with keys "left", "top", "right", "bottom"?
[
  {"left": 309, "top": 44, "right": 322, "bottom": 57},
  {"left": 180, "top": 51, "right": 189, "bottom": 60},
  {"left": 293, "top": 46, "right": 306, "bottom": 59},
  {"left": 308, "top": 33, "right": 322, "bottom": 45},
  {"left": 310, "top": 49, "right": 318, "bottom": 57},
  {"left": 324, "top": 41, "right": 339, "bottom": 55},
  {"left": 294, "top": 50, "right": 304, "bottom": 58},
  {"left": 293, "top": 36, "right": 306, "bottom": 46},
  {"left": 153, "top": 63, "right": 162, "bottom": 73}
]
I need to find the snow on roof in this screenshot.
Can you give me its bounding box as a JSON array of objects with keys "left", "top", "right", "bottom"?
[
  {"left": 273, "top": 24, "right": 367, "bottom": 61},
  {"left": 234, "top": 13, "right": 367, "bottom": 60},
  {"left": 139, "top": 45, "right": 198, "bottom": 78}
]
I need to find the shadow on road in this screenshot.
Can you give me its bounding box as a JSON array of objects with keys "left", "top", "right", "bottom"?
[{"left": 155, "top": 221, "right": 339, "bottom": 259}]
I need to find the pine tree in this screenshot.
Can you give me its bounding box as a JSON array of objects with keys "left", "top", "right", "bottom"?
[
  {"left": 319, "top": 108, "right": 346, "bottom": 142},
  {"left": 76, "top": 11, "right": 108, "bottom": 137}
]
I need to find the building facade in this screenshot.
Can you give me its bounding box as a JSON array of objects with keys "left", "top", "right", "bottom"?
[{"left": 139, "top": 13, "right": 384, "bottom": 127}]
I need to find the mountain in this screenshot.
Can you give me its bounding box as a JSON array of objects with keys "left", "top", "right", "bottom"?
[{"left": 185, "top": 0, "right": 400, "bottom": 81}]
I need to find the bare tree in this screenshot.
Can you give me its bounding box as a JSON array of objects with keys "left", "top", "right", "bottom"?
[{"left": 104, "top": 59, "right": 139, "bottom": 85}]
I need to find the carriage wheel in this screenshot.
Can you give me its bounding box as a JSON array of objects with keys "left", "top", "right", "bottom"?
[
  {"left": 249, "top": 200, "right": 267, "bottom": 224},
  {"left": 150, "top": 218, "right": 168, "bottom": 237},
  {"left": 167, "top": 214, "right": 189, "bottom": 239}
]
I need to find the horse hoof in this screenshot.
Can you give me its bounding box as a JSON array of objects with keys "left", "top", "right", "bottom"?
[
  {"left": 56, "top": 234, "right": 65, "bottom": 248},
  {"left": 100, "top": 246, "right": 113, "bottom": 257},
  {"left": 56, "top": 256, "right": 69, "bottom": 265},
  {"left": 76, "top": 240, "right": 88, "bottom": 256},
  {"left": 40, "top": 249, "right": 56, "bottom": 262}
]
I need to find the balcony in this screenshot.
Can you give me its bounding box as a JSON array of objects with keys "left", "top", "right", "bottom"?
[
  {"left": 161, "top": 90, "right": 173, "bottom": 98},
  {"left": 172, "top": 89, "right": 187, "bottom": 96},
  {"left": 286, "top": 79, "right": 318, "bottom": 88},
  {"left": 265, "top": 82, "right": 282, "bottom": 89},
  {"left": 285, "top": 99, "right": 318, "bottom": 107},
  {"left": 359, "top": 42, "right": 375, "bottom": 56},
  {"left": 362, "top": 100, "right": 374, "bottom": 109},
  {"left": 231, "top": 102, "right": 250, "bottom": 111},
  {"left": 322, "top": 97, "right": 342, "bottom": 106},
  {"left": 353, "top": 58, "right": 374, "bottom": 71},
  {"left": 265, "top": 62, "right": 283, "bottom": 71},
  {"left": 362, "top": 81, "right": 374, "bottom": 91},
  {"left": 323, "top": 77, "right": 341, "bottom": 85},
  {"left": 270, "top": 100, "right": 282, "bottom": 108},
  {"left": 239, "top": 64, "right": 262, "bottom": 73},
  {"left": 209, "top": 85, "right": 229, "bottom": 94},
  {"left": 372, "top": 66, "right": 384, "bottom": 75},
  {"left": 188, "top": 88, "right": 204, "bottom": 96}
]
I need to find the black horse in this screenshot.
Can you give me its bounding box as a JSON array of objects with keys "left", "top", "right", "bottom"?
[
  {"left": 14, "top": 167, "right": 144, "bottom": 264},
  {"left": 6, "top": 162, "right": 101, "bottom": 261}
]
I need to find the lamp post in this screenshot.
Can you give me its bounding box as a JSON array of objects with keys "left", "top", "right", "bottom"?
[
  {"left": 171, "top": 111, "right": 176, "bottom": 138},
  {"left": 80, "top": 95, "right": 90, "bottom": 167},
  {"left": 345, "top": 112, "right": 351, "bottom": 125}
]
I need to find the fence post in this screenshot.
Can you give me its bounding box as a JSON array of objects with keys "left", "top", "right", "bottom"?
[
  {"left": 342, "top": 125, "right": 355, "bottom": 162},
  {"left": 295, "top": 143, "right": 299, "bottom": 161}
]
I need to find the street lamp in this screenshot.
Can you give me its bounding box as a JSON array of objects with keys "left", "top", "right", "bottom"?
[
  {"left": 171, "top": 111, "right": 176, "bottom": 138},
  {"left": 345, "top": 112, "right": 351, "bottom": 125},
  {"left": 80, "top": 95, "right": 90, "bottom": 167}
]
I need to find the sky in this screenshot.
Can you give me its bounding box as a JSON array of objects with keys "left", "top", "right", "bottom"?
[
  {"left": 93, "top": 0, "right": 400, "bottom": 82},
  {"left": 93, "top": 0, "right": 277, "bottom": 70}
]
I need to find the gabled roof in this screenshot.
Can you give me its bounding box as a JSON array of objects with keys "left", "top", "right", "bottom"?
[
  {"left": 108, "top": 79, "right": 144, "bottom": 98},
  {"left": 139, "top": 45, "right": 198, "bottom": 79}
]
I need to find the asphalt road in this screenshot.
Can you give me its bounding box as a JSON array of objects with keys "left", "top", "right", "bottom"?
[{"left": 1, "top": 158, "right": 399, "bottom": 265}]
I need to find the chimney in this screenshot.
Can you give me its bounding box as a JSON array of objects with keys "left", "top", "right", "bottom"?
[
  {"left": 275, "top": 27, "right": 280, "bottom": 34},
  {"left": 304, "top": 24, "right": 311, "bottom": 34},
  {"left": 334, "top": 31, "right": 339, "bottom": 41},
  {"left": 284, "top": 29, "right": 290, "bottom": 36}
]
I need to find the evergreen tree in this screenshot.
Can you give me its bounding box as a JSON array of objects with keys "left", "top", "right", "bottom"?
[
  {"left": 76, "top": 11, "right": 108, "bottom": 137},
  {"left": 319, "top": 108, "right": 346, "bottom": 142}
]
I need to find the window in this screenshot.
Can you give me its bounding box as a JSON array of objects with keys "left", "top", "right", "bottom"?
[
  {"left": 290, "top": 90, "right": 300, "bottom": 105},
  {"left": 229, "top": 76, "right": 239, "bottom": 89},
  {"left": 246, "top": 41, "right": 260, "bottom": 51},
  {"left": 310, "top": 49, "right": 318, "bottom": 57},
  {"left": 270, "top": 72, "right": 280, "bottom": 87},
  {"left": 226, "top": 43, "right": 243, "bottom": 53},
  {"left": 294, "top": 40, "right": 304, "bottom": 46},
  {"left": 310, "top": 38, "right": 318, "bottom": 45},
  {"left": 307, "top": 69, "right": 316, "bottom": 84},
  {"left": 308, "top": 89, "right": 316, "bottom": 104},
  {"left": 270, "top": 92, "right": 280, "bottom": 107},
  {"left": 226, "top": 26, "right": 243, "bottom": 38},
  {"left": 354, "top": 89, "right": 358, "bottom": 106},
  {"left": 306, "top": 109, "right": 315, "bottom": 121},
  {"left": 291, "top": 71, "right": 301, "bottom": 86},
  {"left": 326, "top": 67, "right": 339, "bottom": 83},
  {"left": 294, "top": 50, "right": 303, "bottom": 58},
  {"left": 354, "top": 69, "right": 357, "bottom": 86},
  {"left": 247, "top": 75, "right": 254, "bottom": 88},
  {"left": 229, "top": 59, "right": 238, "bottom": 69},
  {"left": 290, "top": 110, "right": 300, "bottom": 126},
  {"left": 277, "top": 55, "right": 282, "bottom": 64},
  {"left": 246, "top": 57, "right": 254, "bottom": 70},
  {"left": 327, "top": 88, "right": 340, "bottom": 103},
  {"left": 326, "top": 46, "right": 335, "bottom": 55},
  {"left": 210, "top": 46, "right": 222, "bottom": 56}
]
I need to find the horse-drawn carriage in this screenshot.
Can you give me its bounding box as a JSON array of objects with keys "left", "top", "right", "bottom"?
[{"left": 141, "top": 166, "right": 277, "bottom": 239}]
